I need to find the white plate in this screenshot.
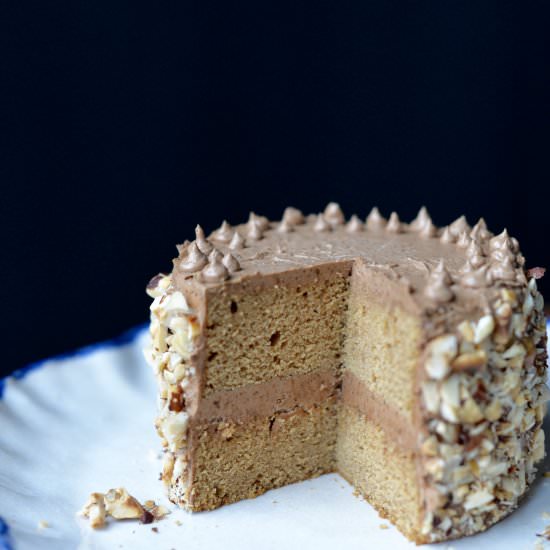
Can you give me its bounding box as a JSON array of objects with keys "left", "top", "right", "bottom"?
[{"left": 1, "top": 325, "right": 549, "bottom": 550}]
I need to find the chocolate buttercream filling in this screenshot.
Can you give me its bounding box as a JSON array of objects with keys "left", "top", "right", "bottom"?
[
  {"left": 194, "top": 368, "right": 339, "bottom": 423},
  {"left": 190, "top": 368, "right": 416, "bottom": 451},
  {"left": 341, "top": 370, "right": 417, "bottom": 451}
]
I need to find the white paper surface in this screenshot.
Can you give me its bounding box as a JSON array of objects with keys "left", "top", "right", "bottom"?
[{"left": 0, "top": 327, "right": 549, "bottom": 550}]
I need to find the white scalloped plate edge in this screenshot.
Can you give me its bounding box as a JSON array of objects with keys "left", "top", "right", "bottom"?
[{"left": 0, "top": 324, "right": 549, "bottom": 550}]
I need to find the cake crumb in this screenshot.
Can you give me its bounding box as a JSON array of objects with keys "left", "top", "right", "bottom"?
[
  {"left": 37, "top": 520, "right": 50, "bottom": 529},
  {"left": 175, "top": 520, "right": 183, "bottom": 526},
  {"left": 542, "top": 512, "right": 550, "bottom": 520},
  {"left": 151, "top": 527, "right": 159, "bottom": 533},
  {"left": 272, "top": 500, "right": 278, "bottom": 504},
  {"left": 379, "top": 524, "right": 389, "bottom": 530},
  {"left": 79, "top": 488, "right": 170, "bottom": 529}
]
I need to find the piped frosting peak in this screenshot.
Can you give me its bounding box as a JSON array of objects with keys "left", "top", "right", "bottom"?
[
  {"left": 419, "top": 218, "right": 437, "bottom": 239},
  {"left": 277, "top": 218, "right": 295, "bottom": 233},
  {"left": 470, "top": 218, "right": 491, "bottom": 241},
  {"left": 282, "top": 207, "right": 305, "bottom": 226},
  {"left": 222, "top": 252, "right": 241, "bottom": 273},
  {"left": 324, "top": 202, "right": 345, "bottom": 227},
  {"left": 195, "top": 225, "right": 214, "bottom": 255},
  {"left": 465, "top": 238, "right": 486, "bottom": 269},
  {"left": 424, "top": 261, "right": 454, "bottom": 303},
  {"left": 449, "top": 216, "right": 470, "bottom": 238},
  {"left": 490, "top": 255, "right": 517, "bottom": 282},
  {"left": 229, "top": 232, "right": 246, "bottom": 250},
  {"left": 366, "top": 207, "right": 386, "bottom": 230},
  {"left": 410, "top": 206, "right": 430, "bottom": 231},
  {"left": 247, "top": 221, "right": 264, "bottom": 241},
  {"left": 346, "top": 214, "right": 364, "bottom": 233},
  {"left": 179, "top": 241, "right": 208, "bottom": 273},
  {"left": 456, "top": 231, "right": 471, "bottom": 248},
  {"left": 439, "top": 226, "right": 455, "bottom": 244},
  {"left": 248, "top": 212, "right": 270, "bottom": 231},
  {"left": 314, "top": 213, "right": 332, "bottom": 232},
  {"left": 212, "top": 220, "right": 234, "bottom": 243},
  {"left": 386, "top": 212, "right": 403, "bottom": 233},
  {"left": 459, "top": 260, "right": 490, "bottom": 288},
  {"left": 489, "top": 229, "right": 513, "bottom": 251},
  {"left": 201, "top": 249, "right": 229, "bottom": 283}
]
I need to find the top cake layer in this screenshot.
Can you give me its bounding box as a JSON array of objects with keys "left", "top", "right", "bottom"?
[{"left": 167, "top": 204, "right": 531, "bottom": 338}]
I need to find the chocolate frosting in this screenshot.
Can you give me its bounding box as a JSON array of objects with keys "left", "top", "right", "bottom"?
[
  {"left": 424, "top": 261, "right": 454, "bottom": 303},
  {"left": 200, "top": 250, "right": 229, "bottom": 283},
  {"left": 195, "top": 225, "right": 213, "bottom": 255},
  {"left": 366, "top": 206, "right": 386, "bottom": 230},
  {"left": 222, "top": 252, "right": 241, "bottom": 273},
  {"left": 282, "top": 207, "right": 305, "bottom": 226},
  {"left": 470, "top": 218, "right": 491, "bottom": 241},
  {"left": 195, "top": 368, "right": 338, "bottom": 424},
  {"left": 342, "top": 371, "right": 416, "bottom": 450},
  {"left": 410, "top": 206, "right": 430, "bottom": 231},
  {"left": 324, "top": 202, "right": 345, "bottom": 227},
  {"left": 346, "top": 214, "right": 364, "bottom": 233},
  {"left": 211, "top": 221, "right": 234, "bottom": 243},
  {"left": 179, "top": 242, "right": 208, "bottom": 273},
  {"left": 449, "top": 215, "right": 470, "bottom": 238},
  {"left": 277, "top": 218, "right": 294, "bottom": 233},
  {"left": 456, "top": 231, "right": 471, "bottom": 248},
  {"left": 169, "top": 204, "right": 529, "bottom": 348},
  {"left": 465, "top": 239, "right": 486, "bottom": 269},
  {"left": 248, "top": 212, "right": 270, "bottom": 231},
  {"left": 229, "top": 232, "right": 245, "bottom": 250},
  {"left": 386, "top": 211, "right": 403, "bottom": 233},
  {"left": 247, "top": 222, "right": 264, "bottom": 241},
  {"left": 419, "top": 218, "right": 437, "bottom": 239},
  {"left": 314, "top": 213, "right": 331, "bottom": 232},
  {"left": 439, "top": 226, "right": 455, "bottom": 244}
]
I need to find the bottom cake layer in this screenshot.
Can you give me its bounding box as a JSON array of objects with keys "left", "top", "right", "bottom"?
[
  {"left": 336, "top": 404, "right": 423, "bottom": 543},
  {"left": 181, "top": 398, "right": 339, "bottom": 511}
]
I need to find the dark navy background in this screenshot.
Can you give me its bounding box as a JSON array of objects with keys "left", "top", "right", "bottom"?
[{"left": 2, "top": 2, "right": 549, "bottom": 373}]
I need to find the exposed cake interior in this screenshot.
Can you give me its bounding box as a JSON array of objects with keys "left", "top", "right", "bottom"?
[
  {"left": 184, "top": 264, "right": 350, "bottom": 510},
  {"left": 182, "top": 259, "right": 427, "bottom": 540},
  {"left": 338, "top": 261, "right": 424, "bottom": 538}
]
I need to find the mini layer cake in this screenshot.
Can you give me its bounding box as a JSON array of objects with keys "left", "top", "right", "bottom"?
[{"left": 144, "top": 204, "right": 547, "bottom": 544}]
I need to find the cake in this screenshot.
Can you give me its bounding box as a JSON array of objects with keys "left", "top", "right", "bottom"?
[{"left": 144, "top": 204, "right": 547, "bottom": 544}]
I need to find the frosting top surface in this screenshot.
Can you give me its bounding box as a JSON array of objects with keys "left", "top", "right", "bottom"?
[{"left": 168, "top": 204, "right": 528, "bottom": 326}]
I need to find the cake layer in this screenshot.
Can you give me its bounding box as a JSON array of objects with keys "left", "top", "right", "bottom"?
[
  {"left": 336, "top": 404, "right": 422, "bottom": 543},
  {"left": 344, "top": 260, "right": 424, "bottom": 423},
  {"left": 201, "top": 264, "right": 350, "bottom": 395},
  {"left": 182, "top": 399, "right": 338, "bottom": 511}
]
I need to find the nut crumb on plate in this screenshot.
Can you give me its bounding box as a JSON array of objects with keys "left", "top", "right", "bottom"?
[{"left": 79, "top": 487, "right": 170, "bottom": 529}]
